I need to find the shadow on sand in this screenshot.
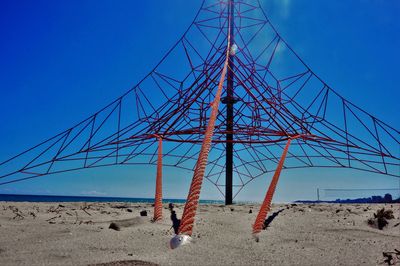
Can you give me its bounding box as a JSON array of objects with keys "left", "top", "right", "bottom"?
[{"left": 263, "top": 209, "right": 285, "bottom": 230}]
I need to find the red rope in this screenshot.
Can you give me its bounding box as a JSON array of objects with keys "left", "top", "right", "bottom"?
[
  {"left": 252, "top": 138, "right": 292, "bottom": 235},
  {"left": 153, "top": 136, "right": 163, "bottom": 221},
  {"left": 178, "top": 13, "right": 233, "bottom": 237}
]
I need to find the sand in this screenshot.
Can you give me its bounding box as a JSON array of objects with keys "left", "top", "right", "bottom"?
[{"left": 0, "top": 202, "right": 399, "bottom": 265}]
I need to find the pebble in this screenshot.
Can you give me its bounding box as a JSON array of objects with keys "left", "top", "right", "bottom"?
[{"left": 109, "top": 222, "right": 120, "bottom": 231}]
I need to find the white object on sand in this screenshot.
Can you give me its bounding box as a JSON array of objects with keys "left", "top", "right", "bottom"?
[{"left": 169, "top": 234, "right": 192, "bottom": 249}]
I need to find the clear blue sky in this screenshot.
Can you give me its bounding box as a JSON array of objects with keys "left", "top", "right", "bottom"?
[{"left": 0, "top": 0, "right": 399, "bottom": 202}]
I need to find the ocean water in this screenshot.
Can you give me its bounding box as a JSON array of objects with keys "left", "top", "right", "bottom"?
[{"left": 0, "top": 194, "right": 224, "bottom": 204}]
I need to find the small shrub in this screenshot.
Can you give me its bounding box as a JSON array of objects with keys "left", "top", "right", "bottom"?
[
  {"left": 377, "top": 217, "right": 388, "bottom": 230},
  {"left": 374, "top": 208, "right": 394, "bottom": 220},
  {"left": 367, "top": 218, "right": 375, "bottom": 226},
  {"left": 368, "top": 208, "right": 394, "bottom": 230}
]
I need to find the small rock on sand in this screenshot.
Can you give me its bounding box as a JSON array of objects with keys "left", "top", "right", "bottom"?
[{"left": 109, "top": 222, "right": 120, "bottom": 231}]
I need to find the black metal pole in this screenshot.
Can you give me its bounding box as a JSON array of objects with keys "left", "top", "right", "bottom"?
[{"left": 225, "top": 0, "right": 234, "bottom": 205}]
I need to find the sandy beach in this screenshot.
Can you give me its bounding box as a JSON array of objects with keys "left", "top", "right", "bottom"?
[{"left": 0, "top": 202, "right": 398, "bottom": 265}]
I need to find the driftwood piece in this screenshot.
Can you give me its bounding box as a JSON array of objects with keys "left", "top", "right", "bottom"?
[
  {"left": 108, "top": 217, "right": 145, "bottom": 231},
  {"left": 112, "top": 205, "right": 129, "bottom": 209},
  {"left": 12, "top": 212, "right": 24, "bottom": 220},
  {"left": 46, "top": 215, "right": 61, "bottom": 222},
  {"left": 382, "top": 249, "right": 400, "bottom": 265},
  {"left": 81, "top": 207, "right": 92, "bottom": 216},
  {"left": 74, "top": 211, "right": 79, "bottom": 224},
  {"left": 11, "top": 207, "right": 25, "bottom": 220},
  {"left": 47, "top": 206, "right": 62, "bottom": 214}
]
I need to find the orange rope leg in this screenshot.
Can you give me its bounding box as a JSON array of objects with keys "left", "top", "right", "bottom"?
[
  {"left": 178, "top": 62, "right": 229, "bottom": 235},
  {"left": 153, "top": 137, "right": 163, "bottom": 221},
  {"left": 178, "top": 24, "right": 233, "bottom": 237},
  {"left": 252, "top": 138, "right": 292, "bottom": 235}
]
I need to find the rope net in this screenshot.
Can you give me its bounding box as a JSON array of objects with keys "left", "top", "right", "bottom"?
[{"left": 0, "top": 0, "right": 398, "bottom": 200}]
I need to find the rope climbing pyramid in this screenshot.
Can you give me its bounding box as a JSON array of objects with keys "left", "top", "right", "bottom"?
[{"left": 0, "top": 0, "right": 399, "bottom": 245}]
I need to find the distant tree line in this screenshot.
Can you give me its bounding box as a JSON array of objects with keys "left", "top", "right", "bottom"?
[{"left": 296, "top": 193, "right": 400, "bottom": 204}]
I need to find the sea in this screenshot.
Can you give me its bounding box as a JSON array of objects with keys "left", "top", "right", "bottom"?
[{"left": 0, "top": 194, "right": 224, "bottom": 204}]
